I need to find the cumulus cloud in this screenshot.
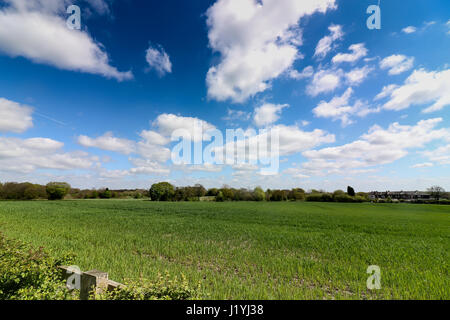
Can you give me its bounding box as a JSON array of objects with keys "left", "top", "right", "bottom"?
[
  {"left": 314, "top": 24, "right": 343, "bottom": 59},
  {"left": 345, "top": 65, "right": 373, "bottom": 85},
  {"left": 0, "top": 136, "right": 96, "bottom": 173},
  {"left": 0, "top": 97, "right": 33, "bottom": 133},
  {"left": 153, "top": 114, "right": 216, "bottom": 142},
  {"left": 129, "top": 158, "right": 170, "bottom": 175},
  {"left": 145, "top": 44, "right": 172, "bottom": 76},
  {"left": 421, "top": 144, "right": 450, "bottom": 165},
  {"left": 306, "top": 68, "right": 342, "bottom": 96},
  {"left": 77, "top": 132, "right": 136, "bottom": 154},
  {"left": 332, "top": 43, "right": 368, "bottom": 64},
  {"left": 253, "top": 103, "right": 288, "bottom": 127},
  {"left": 379, "top": 68, "right": 450, "bottom": 113},
  {"left": 313, "top": 88, "right": 378, "bottom": 126},
  {"left": 0, "top": 0, "right": 132, "bottom": 81},
  {"left": 205, "top": 0, "right": 337, "bottom": 103},
  {"left": 301, "top": 118, "right": 449, "bottom": 176},
  {"left": 289, "top": 65, "right": 314, "bottom": 80},
  {"left": 380, "top": 54, "right": 414, "bottom": 75}
]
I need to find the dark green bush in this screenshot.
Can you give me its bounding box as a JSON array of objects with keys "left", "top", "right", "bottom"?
[{"left": 46, "top": 182, "right": 71, "bottom": 200}]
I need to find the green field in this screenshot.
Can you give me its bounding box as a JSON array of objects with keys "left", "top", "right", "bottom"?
[{"left": 0, "top": 200, "right": 448, "bottom": 299}]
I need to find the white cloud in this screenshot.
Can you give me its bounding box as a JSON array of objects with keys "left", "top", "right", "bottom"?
[
  {"left": 381, "top": 68, "right": 450, "bottom": 113},
  {"left": 345, "top": 65, "right": 373, "bottom": 85},
  {"left": 222, "top": 108, "right": 251, "bottom": 122},
  {"left": 301, "top": 118, "right": 449, "bottom": 176},
  {"left": 205, "top": 0, "right": 337, "bottom": 103},
  {"left": 422, "top": 144, "right": 450, "bottom": 165},
  {"left": 380, "top": 54, "right": 414, "bottom": 75},
  {"left": 129, "top": 158, "right": 170, "bottom": 175},
  {"left": 253, "top": 103, "right": 288, "bottom": 127},
  {"left": 411, "top": 162, "right": 434, "bottom": 168},
  {"left": 374, "top": 84, "right": 399, "bottom": 101},
  {"left": 0, "top": 97, "right": 33, "bottom": 133},
  {"left": 145, "top": 44, "right": 172, "bottom": 76},
  {"left": 139, "top": 130, "right": 170, "bottom": 146},
  {"left": 276, "top": 124, "right": 335, "bottom": 156},
  {"left": 314, "top": 24, "right": 343, "bottom": 59},
  {"left": 0, "top": 136, "right": 95, "bottom": 173},
  {"left": 306, "top": 68, "right": 342, "bottom": 96},
  {"left": 283, "top": 167, "right": 310, "bottom": 179},
  {"left": 153, "top": 114, "right": 216, "bottom": 142},
  {"left": 313, "top": 88, "right": 378, "bottom": 126},
  {"left": 402, "top": 26, "right": 417, "bottom": 34},
  {"left": 332, "top": 43, "right": 367, "bottom": 64},
  {"left": 0, "top": 1, "right": 132, "bottom": 81},
  {"left": 289, "top": 65, "right": 314, "bottom": 80},
  {"left": 77, "top": 132, "right": 135, "bottom": 154}
]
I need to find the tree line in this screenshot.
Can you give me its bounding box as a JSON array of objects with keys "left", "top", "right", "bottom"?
[{"left": 1, "top": 181, "right": 448, "bottom": 203}]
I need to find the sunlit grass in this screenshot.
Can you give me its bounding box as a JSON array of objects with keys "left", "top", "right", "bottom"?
[{"left": 0, "top": 200, "right": 448, "bottom": 299}]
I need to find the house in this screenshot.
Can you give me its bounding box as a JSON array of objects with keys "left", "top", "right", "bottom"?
[{"left": 369, "top": 191, "right": 431, "bottom": 201}]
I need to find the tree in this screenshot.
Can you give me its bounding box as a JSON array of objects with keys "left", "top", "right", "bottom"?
[
  {"left": 288, "top": 188, "right": 305, "bottom": 201},
  {"left": 99, "top": 188, "right": 112, "bottom": 199},
  {"left": 428, "top": 186, "right": 445, "bottom": 201},
  {"left": 46, "top": 182, "right": 71, "bottom": 200},
  {"left": 347, "top": 186, "right": 355, "bottom": 197},
  {"left": 253, "top": 187, "right": 265, "bottom": 201},
  {"left": 149, "top": 182, "right": 175, "bottom": 201}
]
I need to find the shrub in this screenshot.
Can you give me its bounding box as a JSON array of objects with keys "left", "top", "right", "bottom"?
[
  {"left": 0, "top": 233, "right": 76, "bottom": 300},
  {"left": 334, "top": 194, "right": 354, "bottom": 203},
  {"left": 149, "top": 182, "right": 175, "bottom": 201},
  {"left": 306, "top": 193, "right": 323, "bottom": 202},
  {"left": 46, "top": 182, "right": 71, "bottom": 200}
]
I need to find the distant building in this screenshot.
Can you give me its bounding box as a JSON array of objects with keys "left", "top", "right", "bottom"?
[{"left": 369, "top": 191, "right": 431, "bottom": 201}]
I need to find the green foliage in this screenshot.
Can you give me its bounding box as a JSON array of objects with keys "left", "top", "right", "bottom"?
[
  {"left": 215, "top": 191, "right": 224, "bottom": 202},
  {"left": 253, "top": 187, "right": 265, "bottom": 202},
  {"left": 288, "top": 188, "right": 305, "bottom": 201},
  {"left": 149, "top": 182, "right": 175, "bottom": 201},
  {"left": 94, "top": 273, "right": 200, "bottom": 300},
  {"left": 46, "top": 182, "right": 71, "bottom": 200},
  {"left": 0, "top": 233, "right": 76, "bottom": 300},
  {"left": 99, "top": 188, "right": 113, "bottom": 199},
  {"left": 0, "top": 182, "right": 46, "bottom": 200}
]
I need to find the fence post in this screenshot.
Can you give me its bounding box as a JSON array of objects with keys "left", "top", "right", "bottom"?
[{"left": 80, "top": 269, "right": 109, "bottom": 300}]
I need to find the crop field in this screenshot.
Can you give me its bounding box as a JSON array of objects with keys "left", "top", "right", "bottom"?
[{"left": 0, "top": 200, "right": 448, "bottom": 299}]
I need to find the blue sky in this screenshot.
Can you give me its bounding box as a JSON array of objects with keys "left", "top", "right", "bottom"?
[{"left": 0, "top": 0, "right": 449, "bottom": 191}]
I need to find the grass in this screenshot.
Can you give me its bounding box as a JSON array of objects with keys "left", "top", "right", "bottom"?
[{"left": 0, "top": 200, "right": 448, "bottom": 299}]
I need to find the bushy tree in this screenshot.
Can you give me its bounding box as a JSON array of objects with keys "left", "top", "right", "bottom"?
[
  {"left": 99, "top": 188, "right": 112, "bottom": 199},
  {"left": 46, "top": 182, "right": 71, "bottom": 200},
  {"left": 150, "top": 182, "right": 175, "bottom": 201},
  {"left": 288, "top": 188, "right": 305, "bottom": 201},
  {"left": 253, "top": 187, "right": 265, "bottom": 201}
]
